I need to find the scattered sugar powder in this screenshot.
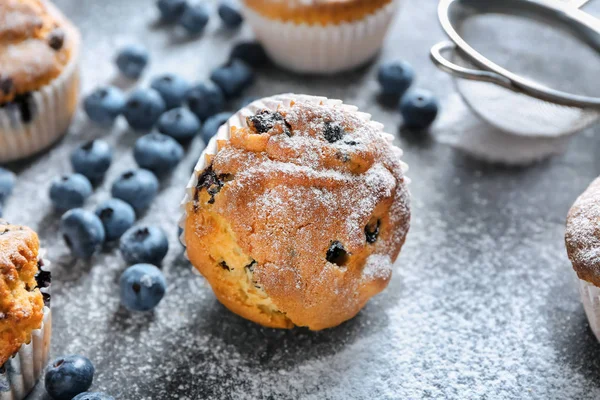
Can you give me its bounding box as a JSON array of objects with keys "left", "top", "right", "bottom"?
[{"left": 362, "top": 254, "right": 393, "bottom": 282}]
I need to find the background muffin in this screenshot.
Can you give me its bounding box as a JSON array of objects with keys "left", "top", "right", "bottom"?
[
  {"left": 181, "top": 94, "right": 410, "bottom": 330},
  {"left": 0, "top": 221, "right": 51, "bottom": 400},
  {"left": 242, "top": 0, "right": 399, "bottom": 74},
  {"left": 0, "top": 0, "right": 80, "bottom": 163}
]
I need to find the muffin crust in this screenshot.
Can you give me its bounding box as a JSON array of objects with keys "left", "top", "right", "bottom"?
[
  {"left": 0, "top": 0, "right": 76, "bottom": 104},
  {"left": 185, "top": 97, "right": 410, "bottom": 330},
  {"left": 0, "top": 221, "right": 45, "bottom": 366},
  {"left": 243, "top": 0, "right": 394, "bottom": 25}
]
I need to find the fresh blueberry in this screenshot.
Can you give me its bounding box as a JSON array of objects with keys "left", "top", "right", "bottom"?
[
  {"left": 157, "top": 0, "right": 186, "bottom": 22},
  {"left": 201, "top": 112, "right": 231, "bottom": 144},
  {"left": 399, "top": 89, "right": 440, "bottom": 130},
  {"left": 70, "top": 140, "right": 113, "bottom": 182},
  {"left": 111, "top": 169, "right": 159, "bottom": 211},
  {"left": 157, "top": 107, "right": 200, "bottom": 142},
  {"left": 0, "top": 203, "right": 3, "bottom": 218},
  {"left": 210, "top": 59, "right": 254, "bottom": 99},
  {"left": 120, "top": 225, "right": 169, "bottom": 265},
  {"left": 230, "top": 41, "right": 268, "bottom": 67},
  {"left": 95, "top": 199, "right": 136, "bottom": 241},
  {"left": 115, "top": 44, "right": 149, "bottom": 79},
  {"left": 73, "top": 393, "right": 115, "bottom": 400},
  {"left": 49, "top": 174, "right": 93, "bottom": 211},
  {"left": 179, "top": 3, "right": 210, "bottom": 35},
  {"left": 45, "top": 355, "right": 95, "bottom": 400},
  {"left": 0, "top": 167, "right": 15, "bottom": 203},
  {"left": 60, "top": 209, "right": 105, "bottom": 258},
  {"left": 218, "top": 0, "right": 243, "bottom": 28},
  {"left": 186, "top": 82, "right": 225, "bottom": 121},
  {"left": 123, "top": 88, "right": 166, "bottom": 131},
  {"left": 134, "top": 133, "right": 184, "bottom": 174},
  {"left": 150, "top": 74, "right": 191, "bottom": 110},
  {"left": 83, "top": 86, "right": 125, "bottom": 126},
  {"left": 120, "top": 264, "right": 167, "bottom": 311},
  {"left": 378, "top": 60, "right": 415, "bottom": 96}
]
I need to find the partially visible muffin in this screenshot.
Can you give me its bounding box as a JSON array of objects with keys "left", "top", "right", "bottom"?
[
  {"left": 0, "top": 221, "right": 45, "bottom": 367},
  {"left": 0, "top": 0, "right": 81, "bottom": 162},
  {"left": 566, "top": 177, "right": 600, "bottom": 340},
  {"left": 182, "top": 94, "right": 410, "bottom": 330},
  {"left": 241, "top": 0, "right": 399, "bottom": 73}
]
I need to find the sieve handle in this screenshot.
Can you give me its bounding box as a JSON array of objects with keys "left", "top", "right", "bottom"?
[{"left": 430, "top": 42, "right": 515, "bottom": 89}]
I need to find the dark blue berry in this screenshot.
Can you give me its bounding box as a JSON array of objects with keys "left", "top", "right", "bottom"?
[
  {"left": 156, "top": 0, "right": 186, "bottom": 22},
  {"left": 120, "top": 225, "right": 169, "bottom": 265},
  {"left": 210, "top": 59, "right": 254, "bottom": 99},
  {"left": 134, "top": 133, "right": 184, "bottom": 175},
  {"left": 399, "top": 89, "right": 440, "bottom": 130},
  {"left": 186, "top": 82, "right": 225, "bottom": 121},
  {"left": 45, "top": 355, "right": 95, "bottom": 400},
  {"left": 240, "top": 96, "right": 259, "bottom": 109},
  {"left": 157, "top": 107, "right": 200, "bottom": 142},
  {"left": 230, "top": 41, "right": 268, "bottom": 67},
  {"left": 0, "top": 167, "right": 15, "bottom": 203},
  {"left": 83, "top": 86, "right": 125, "bottom": 126},
  {"left": 95, "top": 198, "right": 136, "bottom": 241},
  {"left": 150, "top": 74, "right": 191, "bottom": 110},
  {"left": 49, "top": 174, "right": 92, "bottom": 211},
  {"left": 120, "top": 264, "right": 167, "bottom": 311},
  {"left": 73, "top": 393, "right": 115, "bottom": 400},
  {"left": 111, "top": 169, "right": 159, "bottom": 211},
  {"left": 218, "top": 0, "right": 243, "bottom": 28},
  {"left": 60, "top": 209, "right": 105, "bottom": 258},
  {"left": 201, "top": 112, "right": 231, "bottom": 144},
  {"left": 70, "top": 140, "right": 113, "bottom": 182},
  {"left": 179, "top": 3, "right": 210, "bottom": 35},
  {"left": 123, "top": 88, "right": 166, "bottom": 131},
  {"left": 378, "top": 60, "right": 415, "bottom": 96},
  {"left": 115, "top": 44, "right": 149, "bottom": 79}
]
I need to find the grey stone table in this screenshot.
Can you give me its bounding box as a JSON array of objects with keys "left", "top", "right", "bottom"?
[{"left": 6, "top": 0, "right": 600, "bottom": 399}]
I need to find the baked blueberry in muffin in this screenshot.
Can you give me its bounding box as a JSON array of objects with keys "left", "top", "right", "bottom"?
[{"left": 182, "top": 94, "right": 410, "bottom": 330}]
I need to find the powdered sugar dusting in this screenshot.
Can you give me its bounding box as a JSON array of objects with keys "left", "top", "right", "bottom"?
[{"left": 362, "top": 254, "right": 392, "bottom": 282}]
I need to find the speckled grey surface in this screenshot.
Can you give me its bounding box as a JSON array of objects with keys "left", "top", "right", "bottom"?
[{"left": 5, "top": 1, "right": 600, "bottom": 399}]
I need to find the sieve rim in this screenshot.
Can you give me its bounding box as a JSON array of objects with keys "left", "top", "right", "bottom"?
[{"left": 436, "top": 0, "right": 600, "bottom": 110}]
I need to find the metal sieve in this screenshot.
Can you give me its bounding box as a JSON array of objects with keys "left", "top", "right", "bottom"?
[{"left": 430, "top": 0, "right": 600, "bottom": 138}]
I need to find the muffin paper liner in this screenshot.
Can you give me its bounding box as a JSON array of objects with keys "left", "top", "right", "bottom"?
[
  {"left": 0, "top": 308, "right": 52, "bottom": 400},
  {"left": 242, "top": 1, "right": 399, "bottom": 74},
  {"left": 179, "top": 93, "right": 409, "bottom": 253},
  {"left": 578, "top": 279, "right": 600, "bottom": 341},
  {"left": 0, "top": 4, "right": 80, "bottom": 163}
]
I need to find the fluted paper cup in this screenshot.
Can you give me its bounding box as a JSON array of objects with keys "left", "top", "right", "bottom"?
[
  {"left": 242, "top": 1, "right": 399, "bottom": 74},
  {"left": 578, "top": 279, "right": 600, "bottom": 341}
]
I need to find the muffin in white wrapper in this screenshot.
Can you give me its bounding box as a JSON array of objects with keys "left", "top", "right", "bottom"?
[
  {"left": 0, "top": 1, "right": 81, "bottom": 163},
  {"left": 578, "top": 280, "right": 600, "bottom": 341},
  {"left": 0, "top": 308, "right": 52, "bottom": 400},
  {"left": 242, "top": 0, "right": 399, "bottom": 74}
]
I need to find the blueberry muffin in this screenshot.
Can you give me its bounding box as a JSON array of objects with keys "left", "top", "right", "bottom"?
[
  {"left": 0, "top": 221, "right": 51, "bottom": 399},
  {"left": 242, "top": 0, "right": 399, "bottom": 73},
  {"left": 182, "top": 94, "right": 410, "bottom": 330},
  {"left": 0, "top": 0, "right": 81, "bottom": 162}
]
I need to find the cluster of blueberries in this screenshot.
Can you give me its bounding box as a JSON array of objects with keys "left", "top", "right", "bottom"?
[
  {"left": 44, "top": 354, "right": 110, "bottom": 400},
  {"left": 50, "top": 35, "right": 266, "bottom": 318},
  {"left": 377, "top": 60, "right": 440, "bottom": 130},
  {"left": 156, "top": 0, "right": 243, "bottom": 35}
]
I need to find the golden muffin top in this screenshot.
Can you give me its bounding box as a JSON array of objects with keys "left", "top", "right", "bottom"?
[
  {"left": 185, "top": 96, "right": 410, "bottom": 330},
  {"left": 566, "top": 177, "right": 600, "bottom": 287},
  {"left": 243, "top": 0, "right": 394, "bottom": 25},
  {"left": 0, "top": 221, "right": 45, "bottom": 366},
  {"left": 0, "top": 0, "right": 77, "bottom": 104}
]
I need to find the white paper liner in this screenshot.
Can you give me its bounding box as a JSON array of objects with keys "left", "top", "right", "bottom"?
[
  {"left": 242, "top": 0, "right": 399, "bottom": 74},
  {"left": 0, "top": 4, "right": 81, "bottom": 163},
  {"left": 178, "top": 93, "right": 409, "bottom": 253},
  {"left": 0, "top": 308, "right": 52, "bottom": 400}
]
